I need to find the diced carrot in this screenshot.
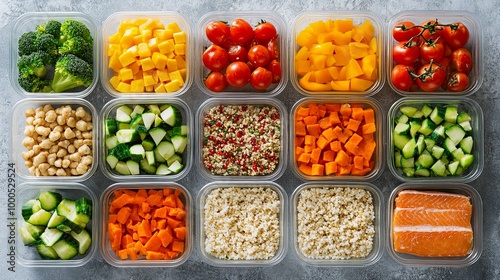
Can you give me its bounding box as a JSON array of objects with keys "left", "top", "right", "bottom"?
[
  {"left": 174, "top": 226, "right": 186, "bottom": 240},
  {"left": 325, "top": 161, "right": 338, "bottom": 175},
  {"left": 295, "top": 146, "right": 305, "bottom": 157},
  {"left": 351, "top": 107, "right": 364, "bottom": 120},
  {"left": 330, "top": 140, "right": 342, "bottom": 152},
  {"left": 144, "top": 234, "right": 162, "bottom": 251},
  {"left": 135, "top": 241, "right": 147, "bottom": 257},
  {"left": 346, "top": 118, "right": 361, "bottom": 132},
  {"left": 163, "top": 194, "right": 177, "bottom": 208},
  {"left": 111, "top": 193, "right": 134, "bottom": 208},
  {"left": 297, "top": 152, "right": 311, "bottom": 163},
  {"left": 316, "top": 136, "right": 330, "bottom": 150},
  {"left": 318, "top": 117, "right": 332, "bottom": 129},
  {"left": 296, "top": 136, "right": 305, "bottom": 147},
  {"left": 325, "top": 103, "right": 341, "bottom": 112},
  {"left": 295, "top": 121, "right": 307, "bottom": 136},
  {"left": 146, "top": 251, "right": 165, "bottom": 260},
  {"left": 311, "top": 163, "right": 325, "bottom": 175},
  {"left": 310, "top": 147, "right": 322, "bottom": 164},
  {"left": 323, "top": 150, "right": 335, "bottom": 162},
  {"left": 362, "top": 122, "right": 376, "bottom": 134},
  {"left": 318, "top": 108, "right": 327, "bottom": 118},
  {"left": 297, "top": 106, "right": 310, "bottom": 116},
  {"left": 157, "top": 219, "right": 167, "bottom": 230},
  {"left": 329, "top": 111, "right": 341, "bottom": 124},
  {"left": 340, "top": 104, "right": 352, "bottom": 116},
  {"left": 363, "top": 108, "right": 375, "bottom": 123},
  {"left": 127, "top": 248, "right": 139, "bottom": 260},
  {"left": 299, "top": 163, "right": 313, "bottom": 175},
  {"left": 304, "top": 135, "right": 316, "bottom": 145},
  {"left": 308, "top": 103, "right": 319, "bottom": 117},
  {"left": 306, "top": 123, "right": 322, "bottom": 137},
  {"left": 335, "top": 150, "right": 351, "bottom": 166},
  {"left": 303, "top": 115, "right": 318, "bottom": 125},
  {"left": 321, "top": 127, "right": 336, "bottom": 142},
  {"left": 116, "top": 206, "right": 132, "bottom": 224},
  {"left": 353, "top": 155, "right": 364, "bottom": 170},
  {"left": 171, "top": 240, "right": 184, "bottom": 253}
]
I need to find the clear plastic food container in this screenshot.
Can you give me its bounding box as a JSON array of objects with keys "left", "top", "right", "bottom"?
[
  {"left": 387, "top": 182, "right": 483, "bottom": 267},
  {"left": 11, "top": 98, "right": 98, "bottom": 182},
  {"left": 387, "top": 10, "right": 483, "bottom": 96},
  {"left": 290, "top": 11, "right": 384, "bottom": 96},
  {"left": 16, "top": 182, "right": 98, "bottom": 267},
  {"left": 10, "top": 12, "right": 99, "bottom": 98},
  {"left": 100, "top": 182, "right": 192, "bottom": 267},
  {"left": 197, "top": 181, "right": 287, "bottom": 267},
  {"left": 290, "top": 97, "right": 384, "bottom": 181},
  {"left": 100, "top": 98, "right": 192, "bottom": 181},
  {"left": 101, "top": 11, "right": 192, "bottom": 97},
  {"left": 196, "top": 98, "right": 287, "bottom": 181},
  {"left": 291, "top": 182, "right": 384, "bottom": 267},
  {"left": 387, "top": 97, "right": 484, "bottom": 183},
  {"left": 196, "top": 11, "right": 287, "bottom": 97}
]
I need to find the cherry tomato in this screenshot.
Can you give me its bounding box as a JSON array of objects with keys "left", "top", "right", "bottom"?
[
  {"left": 267, "top": 38, "right": 280, "bottom": 59},
  {"left": 393, "top": 41, "right": 420, "bottom": 65},
  {"left": 228, "top": 45, "right": 248, "bottom": 62},
  {"left": 444, "top": 72, "right": 470, "bottom": 92},
  {"left": 437, "top": 57, "right": 451, "bottom": 72},
  {"left": 420, "top": 40, "right": 445, "bottom": 63},
  {"left": 206, "top": 21, "right": 230, "bottom": 45},
  {"left": 443, "top": 22, "right": 470, "bottom": 49},
  {"left": 229, "top": 18, "right": 254, "bottom": 45},
  {"left": 392, "top": 21, "right": 421, "bottom": 42},
  {"left": 451, "top": 47, "right": 473, "bottom": 74},
  {"left": 415, "top": 63, "right": 446, "bottom": 92},
  {"left": 391, "top": 64, "right": 415, "bottom": 91},
  {"left": 202, "top": 44, "right": 229, "bottom": 72},
  {"left": 225, "top": 61, "right": 251, "bottom": 87},
  {"left": 254, "top": 21, "right": 277, "bottom": 44},
  {"left": 250, "top": 67, "right": 273, "bottom": 90},
  {"left": 267, "top": 59, "right": 281, "bottom": 83},
  {"left": 205, "top": 72, "right": 229, "bottom": 92},
  {"left": 420, "top": 19, "right": 445, "bottom": 40},
  {"left": 247, "top": 45, "right": 271, "bottom": 68}
]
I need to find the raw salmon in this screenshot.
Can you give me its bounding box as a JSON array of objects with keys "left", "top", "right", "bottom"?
[{"left": 392, "top": 190, "right": 473, "bottom": 257}]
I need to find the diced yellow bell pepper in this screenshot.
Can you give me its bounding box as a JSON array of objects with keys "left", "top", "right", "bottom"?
[
  {"left": 369, "top": 37, "right": 377, "bottom": 54},
  {"left": 297, "top": 30, "right": 317, "bottom": 48},
  {"left": 310, "top": 42, "right": 334, "bottom": 55},
  {"left": 332, "top": 30, "right": 351, "bottom": 46},
  {"left": 361, "top": 54, "right": 377, "bottom": 81},
  {"left": 310, "top": 54, "right": 326, "bottom": 70},
  {"left": 299, "top": 72, "right": 332, "bottom": 92},
  {"left": 345, "top": 58, "right": 364, "bottom": 80},
  {"left": 338, "top": 66, "right": 347, "bottom": 80},
  {"left": 331, "top": 80, "right": 350, "bottom": 91},
  {"left": 296, "top": 60, "right": 311, "bottom": 76},
  {"left": 130, "top": 79, "right": 145, "bottom": 92},
  {"left": 327, "top": 66, "right": 340, "bottom": 80},
  {"left": 325, "top": 55, "right": 336, "bottom": 67},
  {"left": 350, "top": 78, "right": 374, "bottom": 91},
  {"left": 333, "top": 19, "right": 353, "bottom": 33},
  {"left": 333, "top": 45, "right": 350, "bottom": 67},
  {"left": 348, "top": 42, "right": 369, "bottom": 60},
  {"left": 358, "top": 20, "right": 375, "bottom": 44},
  {"left": 295, "top": 46, "right": 311, "bottom": 61},
  {"left": 314, "top": 68, "right": 333, "bottom": 84},
  {"left": 309, "top": 20, "right": 327, "bottom": 36},
  {"left": 317, "top": 32, "right": 334, "bottom": 44}
]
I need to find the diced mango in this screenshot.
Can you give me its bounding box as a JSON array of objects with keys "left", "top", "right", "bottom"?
[
  {"left": 169, "top": 70, "right": 184, "bottom": 87},
  {"left": 154, "top": 83, "right": 166, "bottom": 93},
  {"left": 173, "top": 31, "right": 186, "bottom": 44},
  {"left": 167, "top": 22, "right": 182, "bottom": 33},
  {"left": 165, "top": 80, "right": 180, "bottom": 92},
  {"left": 166, "top": 59, "right": 178, "bottom": 72},
  {"left": 109, "top": 75, "right": 120, "bottom": 89},
  {"left": 137, "top": 43, "right": 152, "bottom": 58},
  {"left": 141, "top": 57, "right": 156, "bottom": 71},
  {"left": 154, "top": 29, "right": 174, "bottom": 40},
  {"left": 109, "top": 52, "right": 123, "bottom": 72},
  {"left": 118, "top": 50, "right": 136, "bottom": 67},
  {"left": 116, "top": 82, "right": 131, "bottom": 93},
  {"left": 156, "top": 69, "right": 170, "bottom": 83},
  {"left": 175, "top": 55, "right": 186, "bottom": 70},
  {"left": 119, "top": 68, "right": 134, "bottom": 81},
  {"left": 152, "top": 52, "right": 168, "bottom": 70},
  {"left": 109, "top": 33, "right": 121, "bottom": 44},
  {"left": 130, "top": 79, "right": 145, "bottom": 92},
  {"left": 158, "top": 39, "right": 175, "bottom": 54},
  {"left": 174, "top": 44, "right": 186, "bottom": 55},
  {"left": 143, "top": 74, "right": 156, "bottom": 87}
]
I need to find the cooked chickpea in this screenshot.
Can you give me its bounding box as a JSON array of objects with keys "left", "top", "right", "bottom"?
[
  {"left": 39, "top": 139, "right": 53, "bottom": 150},
  {"left": 82, "top": 131, "right": 92, "bottom": 139},
  {"left": 62, "top": 159, "right": 71, "bottom": 168},
  {"left": 54, "top": 158, "right": 62, "bottom": 168},
  {"left": 56, "top": 148, "right": 67, "bottom": 158},
  {"left": 56, "top": 168, "right": 67, "bottom": 176},
  {"left": 45, "top": 110, "right": 57, "bottom": 123},
  {"left": 25, "top": 108, "right": 35, "bottom": 117},
  {"left": 24, "top": 125, "right": 35, "bottom": 136},
  {"left": 75, "top": 107, "right": 86, "bottom": 118},
  {"left": 35, "top": 126, "right": 50, "bottom": 136},
  {"left": 48, "top": 130, "right": 61, "bottom": 142},
  {"left": 47, "top": 153, "right": 57, "bottom": 165},
  {"left": 76, "top": 163, "right": 88, "bottom": 175},
  {"left": 35, "top": 110, "right": 45, "bottom": 119},
  {"left": 26, "top": 116, "right": 34, "bottom": 125},
  {"left": 33, "top": 118, "right": 45, "bottom": 126},
  {"left": 22, "top": 150, "right": 34, "bottom": 161},
  {"left": 22, "top": 137, "right": 35, "bottom": 148},
  {"left": 69, "top": 152, "right": 81, "bottom": 162},
  {"left": 82, "top": 155, "right": 93, "bottom": 166},
  {"left": 43, "top": 104, "right": 53, "bottom": 112},
  {"left": 76, "top": 120, "right": 87, "bottom": 131},
  {"left": 33, "top": 153, "right": 46, "bottom": 166},
  {"left": 64, "top": 128, "right": 76, "bottom": 139},
  {"left": 67, "top": 117, "right": 76, "bottom": 127},
  {"left": 67, "top": 144, "right": 76, "bottom": 154},
  {"left": 47, "top": 167, "right": 56, "bottom": 176},
  {"left": 58, "top": 140, "right": 70, "bottom": 149},
  {"left": 78, "top": 144, "right": 90, "bottom": 155},
  {"left": 83, "top": 113, "right": 92, "bottom": 122},
  {"left": 38, "top": 163, "right": 50, "bottom": 172}
]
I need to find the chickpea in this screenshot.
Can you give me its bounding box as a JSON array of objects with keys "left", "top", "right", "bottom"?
[
  {"left": 22, "top": 137, "right": 36, "bottom": 148},
  {"left": 78, "top": 144, "right": 91, "bottom": 155},
  {"left": 45, "top": 110, "right": 57, "bottom": 123},
  {"left": 32, "top": 144, "right": 41, "bottom": 155},
  {"left": 76, "top": 163, "right": 88, "bottom": 175},
  {"left": 47, "top": 167, "right": 56, "bottom": 176},
  {"left": 75, "top": 107, "right": 86, "bottom": 118},
  {"left": 70, "top": 168, "right": 78, "bottom": 176},
  {"left": 33, "top": 118, "right": 45, "bottom": 126},
  {"left": 38, "top": 163, "right": 50, "bottom": 172},
  {"left": 64, "top": 128, "right": 76, "bottom": 139},
  {"left": 24, "top": 125, "right": 35, "bottom": 136},
  {"left": 35, "top": 110, "right": 45, "bottom": 119},
  {"left": 24, "top": 160, "right": 33, "bottom": 167},
  {"left": 62, "top": 159, "right": 71, "bottom": 168},
  {"left": 82, "top": 155, "right": 93, "bottom": 166},
  {"left": 82, "top": 131, "right": 92, "bottom": 139},
  {"left": 75, "top": 130, "right": 83, "bottom": 139},
  {"left": 43, "top": 104, "right": 53, "bottom": 112},
  {"left": 83, "top": 113, "right": 92, "bottom": 122},
  {"left": 86, "top": 123, "right": 93, "bottom": 131},
  {"left": 67, "top": 144, "right": 76, "bottom": 154},
  {"left": 69, "top": 161, "right": 79, "bottom": 169},
  {"left": 28, "top": 166, "right": 36, "bottom": 175},
  {"left": 53, "top": 125, "right": 63, "bottom": 133},
  {"left": 25, "top": 108, "right": 35, "bottom": 117},
  {"left": 67, "top": 117, "right": 76, "bottom": 127},
  {"left": 69, "top": 152, "right": 81, "bottom": 162},
  {"left": 76, "top": 120, "right": 87, "bottom": 131},
  {"left": 39, "top": 139, "right": 53, "bottom": 150},
  {"left": 58, "top": 140, "right": 70, "bottom": 149},
  {"left": 35, "top": 168, "right": 41, "bottom": 176},
  {"left": 49, "top": 130, "right": 61, "bottom": 142},
  {"left": 35, "top": 125, "right": 50, "bottom": 136},
  {"left": 26, "top": 116, "right": 34, "bottom": 125},
  {"left": 56, "top": 115, "right": 66, "bottom": 126},
  {"left": 54, "top": 158, "right": 62, "bottom": 168},
  {"left": 56, "top": 168, "right": 67, "bottom": 176},
  {"left": 83, "top": 139, "right": 93, "bottom": 146},
  {"left": 56, "top": 148, "right": 67, "bottom": 158},
  {"left": 49, "top": 144, "right": 59, "bottom": 154},
  {"left": 22, "top": 150, "right": 34, "bottom": 160},
  {"left": 47, "top": 153, "right": 57, "bottom": 165}
]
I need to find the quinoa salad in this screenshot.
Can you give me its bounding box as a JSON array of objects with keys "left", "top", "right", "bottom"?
[{"left": 202, "top": 104, "right": 281, "bottom": 176}]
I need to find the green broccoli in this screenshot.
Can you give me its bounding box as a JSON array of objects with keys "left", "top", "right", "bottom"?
[
  {"left": 18, "top": 75, "right": 53, "bottom": 93},
  {"left": 51, "top": 54, "right": 93, "bottom": 92},
  {"left": 18, "top": 31, "right": 38, "bottom": 56},
  {"left": 36, "top": 19, "right": 62, "bottom": 39},
  {"left": 58, "top": 36, "right": 93, "bottom": 64},
  {"left": 35, "top": 33, "right": 59, "bottom": 62},
  {"left": 60, "top": 20, "right": 93, "bottom": 45},
  {"left": 17, "top": 51, "right": 53, "bottom": 78}
]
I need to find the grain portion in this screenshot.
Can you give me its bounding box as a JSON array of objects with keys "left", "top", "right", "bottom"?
[
  {"left": 296, "top": 187, "right": 375, "bottom": 259},
  {"left": 203, "top": 187, "right": 281, "bottom": 260}
]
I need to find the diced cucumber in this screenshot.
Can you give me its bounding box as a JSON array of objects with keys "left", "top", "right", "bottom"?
[
  {"left": 156, "top": 141, "right": 175, "bottom": 161},
  {"left": 116, "top": 105, "right": 133, "bottom": 123},
  {"left": 393, "top": 133, "right": 411, "bottom": 150},
  {"left": 424, "top": 137, "right": 436, "bottom": 152},
  {"left": 130, "top": 104, "right": 145, "bottom": 117},
  {"left": 394, "top": 123, "right": 410, "bottom": 135},
  {"left": 52, "top": 234, "right": 79, "bottom": 260},
  {"left": 156, "top": 164, "right": 172, "bottom": 175},
  {"left": 117, "top": 122, "right": 130, "bottom": 130},
  {"left": 400, "top": 106, "right": 418, "bottom": 117},
  {"left": 115, "top": 161, "right": 130, "bottom": 175},
  {"left": 431, "top": 145, "right": 445, "bottom": 159},
  {"left": 167, "top": 154, "right": 183, "bottom": 166},
  {"left": 171, "top": 135, "right": 188, "bottom": 153},
  {"left": 400, "top": 157, "right": 414, "bottom": 168},
  {"left": 394, "top": 151, "right": 402, "bottom": 168},
  {"left": 105, "top": 118, "right": 118, "bottom": 135},
  {"left": 142, "top": 138, "right": 155, "bottom": 151},
  {"left": 402, "top": 167, "right": 415, "bottom": 177},
  {"left": 168, "top": 160, "right": 184, "bottom": 173},
  {"left": 47, "top": 210, "right": 65, "bottom": 228},
  {"left": 414, "top": 167, "right": 431, "bottom": 177},
  {"left": 457, "top": 111, "right": 471, "bottom": 123},
  {"left": 22, "top": 221, "right": 45, "bottom": 240},
  {"left": 116, "top": 129, "right": 139, "bottom": 143},
  {"left": 416, "top": 150, "right": 435, "bottom": 168},
  {"left": 431, "top": 159, "right": 447, "bottom": 176},
  {"left": 148, "top": 104, "right": 161, "bottom": 115},
  {"left": 459, "top": 120, "right": 472, "bottom": 132},
  {"left": 154, "top": 115, "right": 164, "bottom": 127},
  {"left": 154, "top": 148, "right": 166, "bottom": 163},
  {"left": 38, "top": 191, "right": 62, "bottom": 211},
  {"left": 170, "top": 125, "right": 188, "bottom": 136},
  {"left": 429, "top": 125, "right": 445, "bottom": 145},
  {"left": 145, "top": 150, "right": 156, "bottom": 166},
  {"left": 56, "top": 223, "right": 73, "bottom": 233},
  {"left": 396, "top": 114, "right": 409, "bottom": 124},
  {"left": 142, "top": 112, "right": 156, "bottom": 130},
  {"left": 459, "top": 154, "right": 474, "bottom": 169},
  {"left": 409, "top": 121, "right": 422, "bottom": 138},
  {"left": 76, "top": 197, "right": 92, "bottom": 217},
  {"left": 429, "top": 106, "right": 445, "bottom": 124},
  {"left": 27, "top": 209, "right": 52, "bottom": 226},
  {"left": 444, "top": 106, "right": 458, "bottom": 123},
  {"left": 421, "top": 104, "right": 433, "bottom": 117},
  {"left": 130, "top": 114, "right": 143, "bottom": 129},
  {"left": 411, "top": 110, "right": 424, "bottom": 120},
  {"left": 110, "top": 143, "right": 131, "bottom": 161},
  {"left": 36, "top": 244, "right": 59, "bottom": 260},
  {"left": 140, "top": 158, "right": 157, "bottom": 174},
  {"left": 106, "top": 154, "right": 119, "bottom": 169},
  {"left": 443, "top": 137, "right": 457, "bottom": 153},
  {"left": 447, "top": 161, "right": 460, "bottom": 175},
  {"left": 19, "top": 224, "right": 38, "bottom": 245},
  {"left": 416, "top": 134, "right": 425, "bottom": 155},
  {"left": 126, "top": 160, "right": 140, "bottom": 175},
  {"left": 402, "top": 138, "right": 416, "bottom": 159},
  {"left": 129, "top": 144, "right": 146, "bottom": 162},
  {"left": 160, "top": 105, "right": 182, "bottom": 127},
  {"left": 70, "top": 228, "right": 92, "bottom": 255},
  {"left": 40, "top": 228, "right": 64, "bottom": 246},
  {"left": 418, "top": 118, "right": 436, "bottom": 136},
  {"left": 22, "top": 199, "right": 42, "bottom": 221},
  {"left": 460, "top": 136, "right": 473, "bottom": 154},
  {"left": 57, "top": 199, "right": 91, "bottom": 230},
  {"left": 105, "top": 135, "right": 119, "bottom": 150},
  {"left": 445, "top": 124, "right": 466, "bottom": 145},
  {"left": 149, "top": 127, "right": 167, "bottom": 145},
  {"left": 451, "top": 148, "right": 465, "bottom": 161}
]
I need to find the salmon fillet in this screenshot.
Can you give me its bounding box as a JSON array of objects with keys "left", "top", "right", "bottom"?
[{"left": 393, "top": 190, "right": 473, "bottom": 257}]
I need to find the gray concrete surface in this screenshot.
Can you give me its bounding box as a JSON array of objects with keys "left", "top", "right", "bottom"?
[{"left": 0, "top": 0, "right": 499, "bottom": 279}]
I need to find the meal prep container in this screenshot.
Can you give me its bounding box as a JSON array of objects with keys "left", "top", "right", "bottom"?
[
  {"left": 196, "top": 10, "right": 287, "bottom": 97},
  {"left": 387, "top": 182, "right": 483, "bottom": 267},
  {"left": 387, "top": 97, "right": 483, "bottom": 183},
  {"left": 101, "top": 11, "right": 192, "bottom": 97},
  {"left": 197, "top": 181, "right": 288, "bottom": 267},
  {"left": 99, "top": 182, "right": 192, "bottom": 267},
  {"left": 290, "top": 11, "right": 384, "bottom": 96},
  {"left": 386, "top": 10, "right": 483, "bottom": 96},
  {"left": 10, "top": 12, "right": 99, "bottom": 98},
  {"left": 291, "top": 182, "right": 384, "bottom": 266},
  {"left": 16, "top": 182, "right": 98, "bottom": 267},
  {"left": 11, "top": 98, "right": 98, "bottom": 182}
]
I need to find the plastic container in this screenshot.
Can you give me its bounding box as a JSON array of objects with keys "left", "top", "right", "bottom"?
[
  {"left": 387, "top": 97, "right": 484, "bottom": 183},
  {"left": 196, "top": 98, "right": 287, "bottom": 181},
  {"left": 197, "top": 181, "right": 288, "bottom": 267},
  {"left": 100, "top": 182, "right": 192, "bottom": 267},
  {"left": 290, "top": 11, "right": 384, "bottom": 96},
  {"left": 16, "top": 182, "right": 98, "bottom": 267},
  {"left": 196, "top": 11, "right": 287, "bottom": 97},
  {"left": 101, "top": 11, "right": 192, "bottom": 97},
  {"left": 387, "top": 182, "right": 483, "bottom": 267},
  {"left": 100, "top": 98, "right": 192, "bottom": 181},
  {"left": 290, "top": 97, "right": 384, "bottom": 181},
  {"left": 11, "top": 98, "right": 98, "bottom": 182},
  {"left": 10, "top": 12, "right": 99, "bottom": 98},
  {"left": 387, "top": 10, "right": 483, "bottom": 96},
  {"left": 291, "top": 182, "right": 384, "bottom": 266}
]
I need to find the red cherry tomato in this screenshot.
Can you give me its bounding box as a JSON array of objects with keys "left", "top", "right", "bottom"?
[
  {"left": 250, "top": 67, "right": 273, "bottom": 90},
  {"left": 205, "top": 72, "right": 228, "bottom": 92},
  {"left": 229, "top": 18, "right": 254, "bottom": 45},
  {"left": 444, "top": 72, "right": 470, "bottom": 92},
  {"left": 415, "top": 63, "right": 447, "bottom": 92},
  {"left": 267, "top": 38, "right": 280, "bottom": 59},
  {"left": 443, "top": 22, "right": 470, "bottom": 49},
  {"left": 420, "top": 19, "right": 445, "bottom": 40},
  {"left": 420, "top": 40, "right": 445, "bottom": 63},
  {"left": 202, "top": 44, "right": 229, "bottom": 72},
  {"left": 254, "top": 21, "right": 277, "bottom": 44},
  {"left": 225, "top": 61, "right": 251, "bottom": 87},
  {"left": 437, "top": 57, "right": 451, "bottom": 72},
  {"left": 391, "top": 64, "right": 415, "bottom": 91},
  {"left": 247, "top": 45, "right": 271, "bottom": 68},
  {"left": 392, "top": 21, "right": 421, "bottom": 42},
  {"left": 393, "top": 41, "right": 420, "bottom": 65},
  {"left": 267, "top": 59, "right": 281, "bottom": 83},
  {"left": 227, "top": 45, "right": 248, "bottom": 62},
  {"left": 206, "top": 21, "right": 230, "bottom": 45},
  {"left": 451, "top": 47, "right": 473, "bottom": 74}
]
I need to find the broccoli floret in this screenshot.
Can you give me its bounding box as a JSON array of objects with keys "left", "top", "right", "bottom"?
[
  {"left": 51, "top": 54, "right": 93, "bottom": 92},
  {"left": 17, "top": 51, "right": 53, "bottom": 78},
  {"left": 18, "top": 31, "right": 38, "bottom": 56},
  {"left": 36, "top": 20, "right": 62, "bottom": 39},
  {"left": 35, "top": 33, "right": 59, "bottom": 62},
  {"left": 18, "top": 75, "right": 53, "bottom": 93},
  {"left": 60, "top": 20, "right": 93, "bottom": 45},
  {"left": 58, "top": 36, "right": 93, "bottom": 64}
]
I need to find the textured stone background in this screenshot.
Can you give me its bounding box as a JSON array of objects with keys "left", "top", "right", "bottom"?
[{"left": 0, "top": 0, "right": 499, "bottom": 279}]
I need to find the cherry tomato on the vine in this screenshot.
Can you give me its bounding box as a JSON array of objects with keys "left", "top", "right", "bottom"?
[
  {"left": 225, "top": 61, "right": 251, "bottom": 88},
  {"left": 444, "top": 72, "right": 470, "bottom": 92},
  {"left": 248, "top": 45, "right": 271, "bottom": 68},
  {"left": 391, "top": 64, "right": 415, "bottom": 91},
  {"left": 393, "top": 41, "right": 420, "bottom": 65},
  {"left": 250, "top": 67, "right": 273, "bottom": 90},
  {"left": 228, "top": 45, "right": 248, "bottom": 62},
  {"left": 415, "top": 63, "right": 447, "bottom": 92},
  {"left": 267, "top": 59, "right": 281, "bottom": 83},
  {"left": 254, "top": 21, "right": 277, "bottom": 44},
  {"left": 230, "top": 18, "right": 254, "bottom": 45},
  {"left": 443, "top": 22, "right": 470, "bottom": 50},
  {"left": 393, "top": 21, "right": 421, "bottom": 42},
  {"left": 420, "top": 40, "right": 445, "bottom": 63},
  {"left": 206, "top": 21, "right": 230, "bottom": 45},
  {"left": 202, "top": 44, "right": 229, "bottom": 72},
  {"left": 451, "top": 47, "right": 473, "bottom": 74},
  {"left": 205, "top": 72, "right": 229, "bottom": 92},
  {"left": 420, "top": 19, "right": 445, "bottom": 40}
]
